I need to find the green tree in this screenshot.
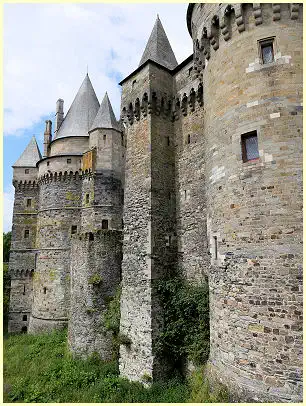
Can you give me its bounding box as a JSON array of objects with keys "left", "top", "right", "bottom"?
[{"left": 3, "top": 231, "right": 11, "bottom": 262}]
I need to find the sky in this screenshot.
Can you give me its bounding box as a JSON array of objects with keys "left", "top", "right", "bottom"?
[{"left": 3, "top": 2, "right": 192, "bottom": 232}]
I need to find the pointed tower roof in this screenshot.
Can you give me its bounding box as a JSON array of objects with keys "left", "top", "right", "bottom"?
[
  {"left": 55, "top": 74, "right": 100, "bottom": 139},
  {"left": 90, "top": 92, "right": 120, "bottom": 132},
  {"left": 139, "top": 15, "right": 178, "bottom": 70},
  {"left": 13, "top": 136, "right": 42, "bottom": 167}
]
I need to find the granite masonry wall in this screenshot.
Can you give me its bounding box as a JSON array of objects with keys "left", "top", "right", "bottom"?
[
  {"left": 28, "top": 173, "right": 81, "bottom": 332},
  {"left": 68, "top": 230, "right": 122, "bottom": 358},
  {"left": 190, "top": 3, "right": 303, "bottom": 402}
]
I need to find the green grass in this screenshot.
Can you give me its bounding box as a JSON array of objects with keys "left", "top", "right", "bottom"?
[{"left": 3, "top": 329, "right": 228, "bottom": 403}]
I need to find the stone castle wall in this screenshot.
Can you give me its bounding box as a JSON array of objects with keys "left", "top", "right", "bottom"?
[
  {"left": 68, "top": 230, "right": 122, "bottom": 358},
  {"left": 190, "top": 3, "right": 303, "bottom": 402}
]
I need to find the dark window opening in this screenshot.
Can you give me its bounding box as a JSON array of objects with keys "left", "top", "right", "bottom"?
[
  {"left": 23, "top": 315, "right": 27, "bottom": 321},
  {"left": 102, "top": 219, "right": 109, "bottom": 230},
  {"left": 71, "top": 225, "right": 77, "bottom": 234},
  {"left": 132, "top": 79, "right": 137, "bottom": 87},
  {"left": 166, "top": 136, "right": 170, "bottom": 146},
  {"left": 121, "top": 134, "right": 124, "bottom": 146},
  {"left": 188, "top": 67, "right": 193, "bottom": 76},
  {"left": 21, "top": 326, "right": 27, "bottom": 333},
  {"left": 187, "top": 134, "right": 191, "bottom": 144},
  {"left": 241, "top": 131, "right": 259, "bottom": 162},
  {"left": 213, "top": 236, "right": 218, "bottom": 260},
  {"left": 34, "top": 253, "right": 38, "bottom": 269},
  {"left": 259, "top": 38, "right": 274, "bottom": 64},
  {"left": 24, "top": 229, "right": 29, "bottom": 238},
  {"left": 23, "top": 285, "right": 26, "bottom": 295},
  {"left": 67, "top": 158, "right": 71, "bottom": 164},
  {"left": 89, "top": 232, "right": 94, "bottom": 241},
  {"left": 103, "top": 134, "right": 106, "bottom": 144},
  {"left": 85, "top": 193, "right": 89, "bottom": 204},
  {"left": 25, "top": 169, "right": 30, "bottom": 174},
  {"left": 43, "top": 287, "right": 47, "bottom": 294},
  {"left": 47, "top": 161, "right": 50, "bottom": 166},
  {"left": 26, "top": 198, "right": 32, "bottom": 207}
]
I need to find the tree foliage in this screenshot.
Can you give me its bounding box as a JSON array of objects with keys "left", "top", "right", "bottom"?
[{"left": 3, "top": 231, "right": 12, "bottom": 262}]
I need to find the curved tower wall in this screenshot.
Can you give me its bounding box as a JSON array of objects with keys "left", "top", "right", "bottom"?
[
  {"left": 68, "top": 231, "right": 122, "bottom": 358},
  {"left": 190, "top": 3, "right": 302, "bottom": 402},
  {"left": 28, "top": 172, "right": 81, "bottom": 332}
]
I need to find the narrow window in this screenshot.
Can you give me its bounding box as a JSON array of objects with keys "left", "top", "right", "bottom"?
[
  {"left": 71, "top": 225, "right": 77, "bottom": 234},
  {"left": 26, "top": 198, "right": 32, "bottom": 207},
  {"left": 103, "top": 134, "right": 106, "bottom": 144},
  {"left": 34, "top": 253, "right": 38, "bottom": 269},
  {"left": 102, "top": 219, "right": 109, "bottom": 230},
  {"left": 188, "top": 67, "right": 193, "bottom": 76},
  {"left": 121, "top": 134, "right": 124, "bottom": 146},
  {"left": 259, "top": 38, "right": 274, "bottom": 64},
  {"left": 187, "top": 134, "right": 191, "bottom": 144},
  {"left": 213, "top": 236, "right": 218, "bottom": 260},
  {"left": 23, "top": 285, "right": 26, "bottom": 295},
  {"left": 184, "top": 190, "right": 187, "bottom": 200},
  {"left": 89, "top": 232, "right": 94, "bottom": 241},
  {"left": 43, "top": 287, "right": 47, "bottom": 294},
  {"left": 85, "top": 193, "right": 90, "bottom": 204},
  {"left": 166, "top": 136, "right": 170, "bottom": 146},
  {"left": 132, "top": 79, "right": 137, "bottom": 87},
  {"left": 67, "top": 158, "right": 71, "bottom": 164},
  {"left": 47, "top": 161, "right": 50, "bottom": 166},
  {"left": 25, "top": 169, "right": 29, "bottom": 174},
  {"left": 22, "top": 315, "right": 27, "bottom": 321},
  {"left": 241, "top": 131, "right": 259, "bottom": 162},
  {"left": 24, "top": 229, "right": 29, "bottom": 238}
]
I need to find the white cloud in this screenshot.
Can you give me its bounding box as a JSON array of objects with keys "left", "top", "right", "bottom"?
[
  {"left": 3, "top": 3, "right": 192, "bottom": 136},
  {"left": 3, "top": 185, "right": 14, "bottom": 232}
]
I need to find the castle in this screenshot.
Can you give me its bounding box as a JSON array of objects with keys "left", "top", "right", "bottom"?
[{"left": 8, "top": 3, "right": 303, "bottom": 402}]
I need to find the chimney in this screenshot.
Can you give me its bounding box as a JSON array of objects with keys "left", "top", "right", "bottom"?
[
  {"left": 43, "top": 120, "right": 52, "bottom": 157},
  {"left": 55, "top": 98, "right": 64, "bottom": 133}
]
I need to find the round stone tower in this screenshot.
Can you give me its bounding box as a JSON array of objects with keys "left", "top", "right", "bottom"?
[
  {"left": 28, "top": 74, "right": 99, "bottom": 332},
  {"left": 188, "top": 3, "right": 302, "bottom": 402}
]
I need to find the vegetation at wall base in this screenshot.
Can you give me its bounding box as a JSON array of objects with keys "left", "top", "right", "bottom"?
[{"left": 3, "top": 329, "right": 228, "bottom": 403}]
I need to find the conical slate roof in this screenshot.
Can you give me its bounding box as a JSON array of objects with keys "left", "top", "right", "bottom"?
[
  {"left": 13, "top": 136, "right": 42, "bottom": 167},
  {"left": 55, "top": 74, "right": 100, "bottom": 139},
  {"left": 90, "top": 92, "right": 120, "bottom": 132},
  {"left": 139, "top": 15, "right": 178, "bottom": 70}
]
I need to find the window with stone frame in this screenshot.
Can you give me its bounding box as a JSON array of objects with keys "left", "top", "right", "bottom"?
[
  {"left": 102, "top": 219, "right": 109, "bottom": 230},
  {"left": 24, "top": 229, "right": 30, "bottom": 238},
  {"left": 26, "top": 198, "right": 32, "bottom": 207},
  {"left": 259, "top": 37, "right": 275, "bottom": 64},
  {"left": 241, "top": 131, "right": 259, "bottom": 162}
]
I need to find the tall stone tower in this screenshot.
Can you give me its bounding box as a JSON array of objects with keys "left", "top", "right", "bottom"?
[
  {"left": 8, "top": 136, "right": 41, "bottom": 333},
  {"left": 119, "top": 16, "right": 178, "bottom": 382},
  {"left": 28, "top": 74, "right": 100, "bottom": 333},
  {"left": 187, "top": 3, "right": 303, "bottom": 402}
]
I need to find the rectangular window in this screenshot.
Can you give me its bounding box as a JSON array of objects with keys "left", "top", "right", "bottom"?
[
  {"left": 187, "top": 134, "right": 191, "bottom": 144},
  {"left": 67, "top": 158, "right": 71, "bottom": 164},
  {"left": 71, "top": 225, "right": 77, "bottom": 234},
  {"left": 166, "top": 136, "right": 170, "bottom": 146},
  {"left": 23, "top": 315, "right": 27, "bottom": 321},
  {"left": 102, "top": 219, "right": 109, "bottom": 230},
  {"left": 25, "top": 169, "right": 29, "bottom": 174},
  {"left": 259, "top": 38, "right": 274, "bottom": 64},
  {"left": 24, "top": 229, "right": 29, "bottom": 238},
  {"left": 47, "top": 161, "right": 50, "bottom": 166},
  {"left": 26, "top": 198, "right": 32, "bottom": 207},
  {"left": 213, "top": 236, "right": 218, "bottom": 260},
  {"left": 241, "top": 131, "right": 259, "bottom": 162},
  {"left": 85, "top": 193, "right": 89, "bottom": 204}
]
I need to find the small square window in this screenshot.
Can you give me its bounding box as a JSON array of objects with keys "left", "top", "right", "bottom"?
[
  {"left": 25, "top": 169, "right": 29, "bottom": 174},
  {"left": 26, "top": 198, "right": 32, "bottom": 207},
  {"left": 102, "top": 219, "right": 109, "bottom": 230},
  {"left": 71, "top": 225, "right": 77, "bottom": 234},
  {"left": 24, "top": 229, "right": 29, "bottom": 238},
  {"left": 259, "top": 38, "right": 274, "bottom": 64},
  {"left": 241, "top": 131, "right": 259, "bottom": 163},
  {"left": 67, "top": 158, "right": 71, "bottom": 164}
]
